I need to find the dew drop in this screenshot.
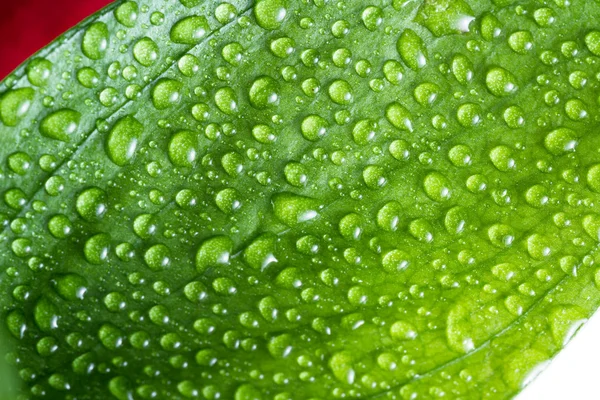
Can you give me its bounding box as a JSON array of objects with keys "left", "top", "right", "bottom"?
[
  {"left": 272, "top": 193, "right": 319, "bottom": 226},
  {"left": 0, "top": 88, "right": 35, "bottom": 126},
  {"left": 82, "top": 22, "right": 109, "bottom": 60},
  {"left": 486, "top": 67, "right": 518, "bottom": 96},
  {"left": 106, "top": 115, "right": 144, "bottom": 166},
  {"left": 170, "top": 16, "right": 209, "bottom": 44},
  {"left": 254, "top": 0, "right": 288, "bottom": 30},
  {"left": 133, "top": 37, "right": 159, "bottom": 66},
  {"left": 152, "top": 79, "right": 182, "bottom": 109},
  {"left": 397, "top": 29, "right": 427, "bottom": 70},
  {"left": 39, "top": 109, "right": 81, "bottom": 141},
  {"left": 168, "top": 131, "right": 198, "bottom": 167},
  {"left": 249, "top": 76, "right": 279, "bottom": 109}
]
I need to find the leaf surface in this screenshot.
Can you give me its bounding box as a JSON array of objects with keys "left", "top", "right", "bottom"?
[{"left": 1, "top": 0, "right": 600, "bottom": 399}]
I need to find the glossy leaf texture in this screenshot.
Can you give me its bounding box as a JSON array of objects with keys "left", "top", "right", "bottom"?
[{"left": 1, "top": 0, "right": 600, "bottom": 399}]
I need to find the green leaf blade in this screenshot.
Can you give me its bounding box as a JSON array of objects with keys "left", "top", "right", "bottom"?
[{"left": 1, "top": 0, "right": 600, "bottom": 399}]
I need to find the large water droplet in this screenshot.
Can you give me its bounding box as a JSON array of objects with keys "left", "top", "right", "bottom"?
[
  {"left": 82, "top": 22, "right": 109, "bottom": 60},
  {"left": 170, "top": 16, "right": 209, "bottom": 44},
  {"left": 39, "top": 109, "right": 81, "bottom": 141},
  {"left": 106, "top": 115, "right": 144, "bottom": 166},
  {"left": 397, "top": 29, "right": 427, "bottom": 70},
  {"left": 196, "top": 236, "right": 233, "bottom": 272},
  {"left": 152, "top": 79, "right": 182, "bottom": 109},
  {"left": 416, "top": 0, "right": 474, "bottom": 37},
  {"left": 486, "top": 67, "right": 518, "bottom": 96},
  {"left": 168, "top": 131, "right": 198, "bottom": 167},
  {"left": 249, "top": 76, "right": 279, "bottom": 109},
  {"left": 254, "top": 0, "right": 288, "bottom": 30},
  {"left": 133, "top": 37, "right": 159, "bottom": 66},
  {"left": 0, "top": 88, "right": 34, "bottom": 127},
  {"left": 272, "top": 193, "right": 319, "bottom": 226}
]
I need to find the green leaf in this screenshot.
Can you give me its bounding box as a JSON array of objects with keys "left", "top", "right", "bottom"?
[{"left": 1, "top": 0, "right": 600, "bottom": 398}]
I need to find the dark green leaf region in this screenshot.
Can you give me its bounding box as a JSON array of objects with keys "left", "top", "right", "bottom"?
[{"left": 1, "top": 0, "right": 600, "bottom": 399}]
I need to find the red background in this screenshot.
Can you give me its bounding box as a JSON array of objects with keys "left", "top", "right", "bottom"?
[{"left": 0, "top": 0, "right": 111, "bottom": 79}]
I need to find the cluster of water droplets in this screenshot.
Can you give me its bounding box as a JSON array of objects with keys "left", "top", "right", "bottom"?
[{"left": 1, "top": 0, "right": 600, "bottom": 398}]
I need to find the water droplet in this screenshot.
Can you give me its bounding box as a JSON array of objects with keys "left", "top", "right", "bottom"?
[
  {"left": 331, "top": 19, "right": 350, "bottom": 38},
  {"left": 389, "top": 139, "right": 410, "bottom": 160},
  {"left": 254, "top": 0, "right": 288, "bottom": 30},
  {"left": 390, "top": 321, "right": 417, "bottom": 340},
  {"left": 383, "top": 60, "right": 404, "bottom": 84},
  {"left": 585, "top": 31, "right": 600, "bottom": 56},
  {"left": 456, "top": 103, "right": 482, "bottom": 127},
  {"left": 525, "top": 185, "right": 549, "bottom": 207},
  {"left": 587, "top": 164, "right": 600, "bottom": 193},
  {"left": 329, "top": 351, "right": 355, "bottom": 384},
  {"left": 234, "top": 384, "right": 263, "bottom": 400},
  {"left": 480, "top": 13, "right": 502, "bottom": 41},
  {"left": 423, "top": 172, "right": 452, "bottom": 201},
  {"left": 82, "top": 22, "right": 109, "bottom": 60},
  {"left": 76, "top": 67, "right": 100, "bottom": 88},
  {"left": 503, "top": 106, "right": 525, "bottom": 128},
  {"left": 133, "top": 214, "right": 157, "bottom": 239},
  {"left": 300, "top": 115, "right": 327, "bottom": 141},
  {"left": 352, "top": 119, "right": 377, "bottom": 145},
  {"left": 328, "top": 80, "right": 353, "bottom": 105},
  {"left": 363, "top": 165, "right": 387, "bottom": 189},
  {"left": 152, "top": 78, "right": 182, "bottom": 109},
  {"left": 270, "top": 37, "right": 295, "bottom": 58},
  {"left": 533, "top": 7, "right": 556, "bottom": 27},
  {"left": 397, "top": 29, "right": 427, "bottom": 70},
  {"left": 215, "top": 3, "right": 238, "bottom": 24},
  {"left": 445, "top": 206, "right": 469, "bottom": 234},
  {"left": 168, "top": 131, "right": 198, "bottom": 167},
  {"left": 144, "top": 244, "right": 170, "bottom": 270},
  {"left": 272, "top": 193, "right": 319, "bottom": 226},
  {"left": 244, "top": 233, "right": 277, "bottom": 270},
  {"left": 508, "top": 30, "right": 533, "bottom": 54},
  {"left": 76, "top": 187, "right": 107, "bottom": 221},
  {"left": 34, "top": 297, "right": 59, "bottom": 332},
  {"left": 339, "top": 213, "right": 362, "bottom": 240},
  {"left": 39, "top": 109, "right": 81, "bottom": 141},
  {"left": 489, "top": 145, "right": 515, "bottom": 171},
  {"left": 133, "top": 37, "right": 159, "bottom": 66},
  {"left": 361, "top": 6, "right": 383, "bottom": 31},
  {"left": 215, "top": 188, "right": 242, "bottom": 213},
  {"left": 106, "top": 115, "right": 144, "bottom": 166},
  {"left": 488, "top": 224, "right": 515, "bottom": 247},
  {"left": 448, "top": 144, "right": 472, "bottom": 167},
  {"left": 416, "top": 0, "right": 474, "bottom": 36},
  {"left": 549, "top": 306, "right": 586, "bottom": 346},
  {"left": 84, "top": 233, "right": 111, "bottom": 264},
  {"left": 382, "top": 250, "right": 411, "bottom": 272},
  {"left": 54, "top": 274, "right": 87, "bottom": 301},
  {"left": 486, "top": 67, "right": 518, "bottom": 96},
  {"left": 385, "top": 102, "right": 412, "bottom": 131},
  {"left": 284, "top": 162, "right": 308, "bottom": 187},
  {"left": 414, "top": 82, "right": 440, "bottom": 106},
  {"left": 4, "top": 188, "right": 27, "bottom": 210},
  {"left": 0, "top": 88, "right": 34, "bottom": 126},
  {"left": 48, "top": 215, "right": 73, "bottom": 238},
  {"left": 170, "top": 16, "right": 209, "bottom": 44},
  {"left": 249, "top": 76, "right": 279, "bottom": 109},
  {"left": 98, "top": 324, "right": 124, "bottom": 350},
  {"left": 114, "top": 1, "right": 138, "bottom": 27},
  {"left": 26, "top": 58, "right": 52, "bottom": 86},
  {"left": 214, "top": 87, "right": 238, "bottom": 115},
  {"left": 8, "top": 152, "right": 32, "bottom": 175},
  {"left": 178, "top": 54, "right": 200, "bottom": 77},
  {"left": 565, "top": 99, "right": 587, "bottom": 121}
]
